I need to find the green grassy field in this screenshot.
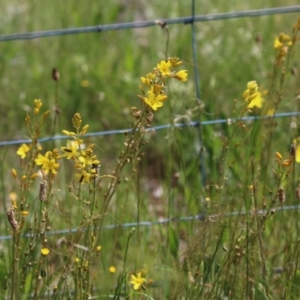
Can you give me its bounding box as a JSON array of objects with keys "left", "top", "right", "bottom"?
[{"left": 1, "top": 1, "right": 300, "bottom": 299}]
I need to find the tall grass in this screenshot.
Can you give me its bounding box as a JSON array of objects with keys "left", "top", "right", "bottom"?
[{"left": 1, "top": 1, "right": 300, "bottom": 299}]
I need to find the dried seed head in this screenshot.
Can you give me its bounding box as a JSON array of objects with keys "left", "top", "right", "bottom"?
[
  {"left": 291, "top": 143, "right": 296, "bottom": 158},
  {"left": 278, "top": 187, "right": 285, "bottom": 203},
  {"left": 52, "top": 68, "right": 60, "bottom": 81},
  {"left": 7, "top": 207, "right": 19, "bottom": 231},
  {"left": 39, "top": 180, "right": 47, "bottom": 202}
]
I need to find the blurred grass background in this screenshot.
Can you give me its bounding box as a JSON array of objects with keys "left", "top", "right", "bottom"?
[{"left": 1, "top": 0, "right": 300, "bottom": 298}]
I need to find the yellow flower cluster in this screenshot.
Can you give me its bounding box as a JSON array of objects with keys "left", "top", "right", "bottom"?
[
  {"left": 35, "top": 150, "right": 60, "bottom": 175},
  {"left": 139, "top": 57, "right": 188, "bottom": 111},
  {"left": 274, "top": 33, "right": 293, "bottom": 65},
  {"left": 242, "top": 81, "right": 264, "bottom": 109},
  {"left": 61, "top": 113, "right": 100, "bottom": 184}
]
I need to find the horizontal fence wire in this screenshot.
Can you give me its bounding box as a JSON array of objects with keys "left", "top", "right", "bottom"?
[
  {"left": 1, "top": 111, "right": 300, "bottom": 147},
  {"left": 0, "top": 204, "right": 298, "bottom": 241},
  {"left": 0, "top": 6, "right": 300, "bottom": 42}
]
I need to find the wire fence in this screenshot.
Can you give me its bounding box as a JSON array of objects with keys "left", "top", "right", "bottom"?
[
  {"left": 1, "top": 3, "right": 300, "bottom": 240},
  {"left": 2, "top": 111, "right": 300, "bottom": 147}
]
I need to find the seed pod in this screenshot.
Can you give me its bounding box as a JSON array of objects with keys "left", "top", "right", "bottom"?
[
  {"left": 278, "top": 187, "right": 285, "bottom": 203},
  {"left": 7, "top": 207, "right": 19, "bottom": 231},
  {"left": 52, "top": 68, "right": 60, "bottom": 81},
  {"left": 39, "top": 181, "right": 47, "bottom": 202},
  {"left": 291, "top": 143, "right": 296, "bottom": 158}
]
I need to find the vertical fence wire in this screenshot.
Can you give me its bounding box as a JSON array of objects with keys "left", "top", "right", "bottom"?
[{"left": 190, "top": 0, "right": 206, "bottom": 187}]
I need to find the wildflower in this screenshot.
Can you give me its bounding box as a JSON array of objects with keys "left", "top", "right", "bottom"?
[
  {"left": 35, "top": 152, "right": 60, "bottom": 175},
  {"left": 60, "top": 140, "right": 80, "bottom": 159},
  {"left": 17, "top": 144, "right": 30, "bottom": 159},
  {"left": 247, "top": 91, "right": 264, "bottom": 109},
  {"left": 96, "top": 246, "right": 102, "bottom": 252},
  {"left": 274, "top": 33, "right": 292, "bottom": 50},
  {"left": 139, "top": 89, "right": 167, "bottom": 111},
  {"left": 293, "top": 138, "right": 300, "bottom": 163},
  {"left": 296, "top": 145, "right": 300, "bottom": 163},
  {"left": 173, "top": 70, "right": 188, "bottom": 81},
  {"left": 78, "top": 148, "right": 100, "bottom": 167},
  {"left": 157, "top": 60, "right": 172, "bottom": 76},
  {"left": 109, "top": 266, "right": 116, "bottom": 273},
  {"left": 130, "top": 272, "right": 147, "bottom": 290},
  {"left": 41, "top": 248, "right": 50, "bottom": 256},
  {"left": 141, "top": 72, "right": 156, "bottom": 86},
  {"left": 75, "top": 169, "right": 94, "bottom": 183},
  {"left": 242, "top": 81, "right": 264, "bottom": 109}
]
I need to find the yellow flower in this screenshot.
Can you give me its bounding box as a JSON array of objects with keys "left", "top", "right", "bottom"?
[
  {"left": 60, "top": 140, "right": 80, "bottom": 159},
  {"left": 140, "top": 89, "right": 167, "bottom": 111},
  {"left": 296, "top": 145, "right": 300, "bottom": 163},
  {"left": 109, "top": 266, "right": 116, "bottom": 273},
  {"left": 141, "top": 72, "right": 156, "bottom": 86},
  {"left": 157, "top": 60, "right": 172, "bottom": 76},
  {"left": 274, "top": 33, "right": 292, "bottom": 50},
  {"left": 41, "top": 248, "right": 50, "bottom": 256},
  {"left": 242, "top": 81, "right": 264, "bottom": 109},
  {"left": 247, "top": 91, "right": 264, "bottom": 109},
  {"left": 35, "top": 152, "right": 60, "bottom": 175},
  {"left": 130, "top": 272, "right": 147, "bottom": 290},
  {"left": 78, "top": 153, "right": 100, "bottom": 167},
  {"left": 173, "top": 70, "right": 188, "bottom": 81},
  {"left": 96, "top": 245, "right": 102, "bottom": 252},
  {"left": 17, "top": 144, "right": 30, "bottom": 159},
  {"left": 274, "top": 37, "right": 283, "bottom": 50},
  {"left": 75, "top": 170, "right": 92, "bottom": 183}
]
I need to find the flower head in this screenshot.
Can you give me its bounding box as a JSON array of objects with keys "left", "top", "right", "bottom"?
[
  {"left": 274, "top": 33, "right": 292, "bottom": 50},
  {"left": 157, "top": 60, "right": 172, "bottom": 76},
  {"left": 60, "top": 140, "right": 81, "bottom": 160},
  {"left": 139, "top": 89, "right": 167, "bottom": 111},
  {"left": 17, "top": 144, "right": 30, "bottom": 159},
  {"left": 41, "top": 247, "right": 50, "bottom": 256},
  {"left": 242, "top": 81, "right": 264, "bottom": 109},
  {"left": 35, "top": 151, "right": 60, "bottom": 175},
  {"left": 109, "top": 266, "right": 116, "bottom": 273},
  {"left": 173, "top": 70, "right": 188, "bottom": 81},
  {"left": 130, "top": 272, "right": 147, "bottom": 290}
]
